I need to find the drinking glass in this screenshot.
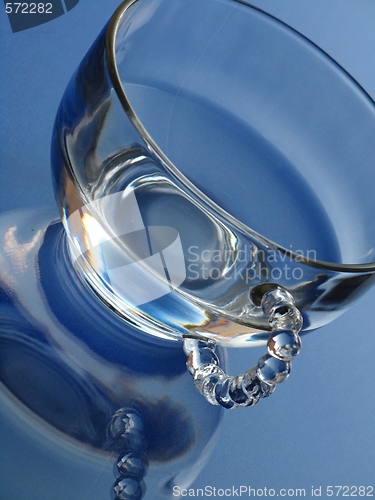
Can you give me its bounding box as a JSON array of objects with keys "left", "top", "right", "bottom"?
[
  {"left": 0, "top": 207, "right": 224, "bottom": 499},
  {"left": 52, "top": 0, "right": 375, "bottom": 411}
]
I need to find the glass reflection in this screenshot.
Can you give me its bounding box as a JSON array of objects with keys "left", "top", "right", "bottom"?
[{"left": 0, "top": 209, "right": 223, "bottom": 499}]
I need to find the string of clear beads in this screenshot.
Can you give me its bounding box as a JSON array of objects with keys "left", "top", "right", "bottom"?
[
  {"left": 183, "top": 288, "right": 303, "bottom": 409},
  {"left": 107, "top": 408, "right": 148, "bottom": 500}
]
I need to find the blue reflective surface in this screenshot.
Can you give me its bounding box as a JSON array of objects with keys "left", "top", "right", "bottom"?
[{"left": 1, "top": 1, "right": 375, "bottom": 498}]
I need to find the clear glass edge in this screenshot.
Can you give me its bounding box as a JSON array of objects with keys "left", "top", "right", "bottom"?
[{"left": 105, "top": 0, "right": 375, "bottom": 274}]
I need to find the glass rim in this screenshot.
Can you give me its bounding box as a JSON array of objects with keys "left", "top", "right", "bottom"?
[{"left": 105, "top": 0, "right": 375, "bottom": 274}]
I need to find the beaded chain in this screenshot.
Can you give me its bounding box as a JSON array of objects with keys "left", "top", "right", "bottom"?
[
  {"left": 183, "top": 288, "right": 303, "bottom": 409},
  {"left": 107, "top": 408, "right": 149, "bottom": 500},
  {"left": 104, "top": 289, "right": 302, "bottom": 500}
]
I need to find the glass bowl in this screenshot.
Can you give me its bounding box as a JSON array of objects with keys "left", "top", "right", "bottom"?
[{"left": 52, "top": 0, "right": 375, "bottom": 349}]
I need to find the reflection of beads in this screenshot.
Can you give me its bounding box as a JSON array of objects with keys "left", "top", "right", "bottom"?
[
  {"left": 108, "top": 408, "right": 148, "bottom": 500},
  {"left": 183, "top": 287, "right": 302, "bottom": 409},
  {"left": 114, "top": 477, "right": 146, "bottom": 500},
  {"left": 109, "top": 408, "right": 146, "bottom": 452},
  {"left": 116, "top": 451, "right": 149, "bottom": 479}
]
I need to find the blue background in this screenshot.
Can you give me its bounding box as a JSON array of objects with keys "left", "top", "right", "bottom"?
[{"left": 1, "top": 0, "right": 374, "bottom": 496}]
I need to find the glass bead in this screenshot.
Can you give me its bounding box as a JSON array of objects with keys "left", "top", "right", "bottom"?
[
  {"left": 224, "top": 375, "right": 261, "bottom": 407},
  {"left": 269, "top": 306, "right": 303, "bottom": 334},
  {"left": 114, "top": 477, "right": 146, "bottom": 500},
  {"left": 186, "top": 347, "right": 219, "bottom": 375},
  {"left": 268, "top": 330, "right": 301, "bottom": 361},
  {"left": 261, "top": 288, "right": 294, "bottom": 317},
  {"left": 215, "top": 377, "right": 236, "bottom": 409},
  {"left": 257, "top": 354, "right": 291, "bottom": 385},
  {"left": 182, "top": 337, "right": 216, "bottom": 356},
  {"left": 228, "top": 376, "right": 249, "bottom": 406},
  {"left": 116, "top": 451, "right": 149, "bottom": 479},
  {"left": 193, "top": 364, "right": 226, "bottom": 405},
  {"left": 242, "top": 367, "right": 275, "bottom": 401}
]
